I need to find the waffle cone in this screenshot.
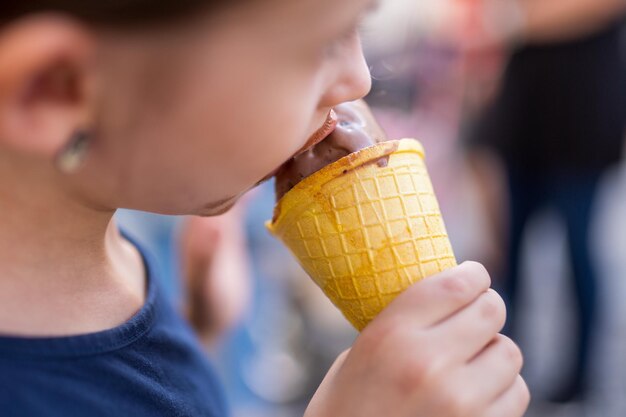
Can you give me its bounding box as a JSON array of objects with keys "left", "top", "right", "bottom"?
[{"left": 267, "top": 139, "right": 457, "bottom": 330}]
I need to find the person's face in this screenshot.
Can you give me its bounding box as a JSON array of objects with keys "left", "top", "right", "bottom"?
[{"left": 71, "top": 0, "right": 376, "bottom": 215}]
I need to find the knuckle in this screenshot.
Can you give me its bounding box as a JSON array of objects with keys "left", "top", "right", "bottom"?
[
  {"left": 440, "top": 274, "right": 472, "bottom": 302},
  {"left": 439, "top": 386, "right": 475, "bottom": 417},
  {"left": 360, "top": 321, "right": 450, "bottom": 396},
  {"left": 397, "top": 343, "right": 440, "bottom": 391},
  {"left": 462, "top": 261, "right": 491, "bottom": 288},
  {"left": 479, "top": 290, "right": 506, "bottom": 325},
  {"left": 400, "top": 358, "right": 432, "bottom": 391},
  {"left": 438, "top": 262, "right": 492, "bottom": 304},
  {"left": 499, "top": 336, "right": 524, "bottom": 371},
  {"left": 517, "top": 377, "right": 531, "bottom": 414},
  {"left": 438, "top": 262, "right": 492, "bottom": 305}
]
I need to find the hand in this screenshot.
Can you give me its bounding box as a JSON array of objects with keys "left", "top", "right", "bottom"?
[
  {"left": 305, "top": 262, "right": 529, "bottom": 417},
  {"left": 178, "top": 201, "right": 252, "bottom": 344}
]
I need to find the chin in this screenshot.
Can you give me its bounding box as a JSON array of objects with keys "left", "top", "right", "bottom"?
[{"left": 197, "top": 195, "right": 239, "bottom": 217}]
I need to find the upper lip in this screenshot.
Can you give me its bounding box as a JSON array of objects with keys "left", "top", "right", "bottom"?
[{"left": 293, "top": 109, "right": 338, "bottom": 158}]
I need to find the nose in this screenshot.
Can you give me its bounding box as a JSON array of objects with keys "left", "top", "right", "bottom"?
[{"left": 320, "top": 34, "right": 372, "bottom": 108}]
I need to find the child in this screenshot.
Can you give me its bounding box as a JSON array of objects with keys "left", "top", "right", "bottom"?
[{"left": 0, "top": 1, "right": 529, "bottom": 416}]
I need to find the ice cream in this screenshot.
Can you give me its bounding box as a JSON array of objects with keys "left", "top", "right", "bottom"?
[
  {"left": 268, "top": 103, "right": 457, "bottom": 331},
  {"left": 275, "top": 100, "right": 388, "bottom": 202}
]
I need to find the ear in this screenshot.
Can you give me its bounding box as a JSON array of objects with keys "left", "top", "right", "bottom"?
[{"left": 0, "top": 15, "right": 96, "bottom": 159}]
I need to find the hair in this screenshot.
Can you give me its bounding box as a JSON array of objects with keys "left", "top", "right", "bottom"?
[{"left": 0, "top": 1, "right": 222, "bottom": 27}]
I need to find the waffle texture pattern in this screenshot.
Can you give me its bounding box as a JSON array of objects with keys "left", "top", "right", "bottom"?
[{"left": 268, "top": 139, "right": 457, "bottom": 330}]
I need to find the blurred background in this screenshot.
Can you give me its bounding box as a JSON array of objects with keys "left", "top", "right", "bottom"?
[{"left": 117, "top": 1, "right": 626, "bottom": 416}]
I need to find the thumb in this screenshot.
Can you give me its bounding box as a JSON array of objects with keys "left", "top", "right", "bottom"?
[{"left": 305, "top": 349, "right": 351, "bottom": 417}]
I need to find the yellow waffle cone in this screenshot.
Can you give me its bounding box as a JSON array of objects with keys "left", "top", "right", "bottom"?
[{"left": 267, "top": 139, "right": 457, "bottom": 331}]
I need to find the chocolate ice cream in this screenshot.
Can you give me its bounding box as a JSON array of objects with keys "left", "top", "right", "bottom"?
[{"left": 275, "top": 100, "right": 387, "bottom": 201}]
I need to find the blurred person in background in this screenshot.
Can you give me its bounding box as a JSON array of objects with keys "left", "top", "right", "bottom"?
[
  {"left": 178, "top": 204, "right": 252, "bottom": 347},
  {"left": 0, "top": 1, "right": 530, "bottom": 417},
  {"left": 464, "top": 0, "right": 626, "bottom": 403}
]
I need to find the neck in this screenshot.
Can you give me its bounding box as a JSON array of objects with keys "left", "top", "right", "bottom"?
[{"left": 0, "top": 161, "right": 146, "bottom": 337}]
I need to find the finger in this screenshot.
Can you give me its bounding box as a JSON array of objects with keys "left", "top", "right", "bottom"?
[
  {"left": 305, "top": 349, "right": 351, "bottom": 416},
  {"left": 377, "top": 261, "right": 491, "bottom": 329},
  {"left": 460, "top": 334, "right": 523, "bottom": 406},
  {"left": 429, "top": 289, "right": 507, "bottom": 362},
  {"left": 483, "top": 375, "right": 530, "bottom": 417},
  {"left": 328, "top": 349, "right": 351, "bottom": 376}
]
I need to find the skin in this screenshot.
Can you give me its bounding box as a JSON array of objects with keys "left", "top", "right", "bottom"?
[
  {"left": 307, "top": 263, "right": 529, "bottom": 417},
  {"left": 0, "top": 0, "right": 529, "bottom": 415},
  {"left": 0, "top": 0, "right": 372, "bottom": 335}
]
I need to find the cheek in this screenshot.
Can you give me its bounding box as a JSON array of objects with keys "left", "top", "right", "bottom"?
[
  {"left": 84, "top": 37, "right": 326, "bottom": 215},
  {"left": 179, "top": 61, "right": 322, "bottom": 190},
  {"left": 104, "top": 70, "right": 320, "bottom": 213}
]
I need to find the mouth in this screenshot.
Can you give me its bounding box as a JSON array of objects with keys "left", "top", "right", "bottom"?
[
  {"left": 255, "top": 109, "right": 338, "bottom": 185},
  {"left": 293, "top": 109, "right": 338, "bottom": 158}
]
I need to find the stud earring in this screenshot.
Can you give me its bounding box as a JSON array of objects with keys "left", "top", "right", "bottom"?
[{"left": 56, "top": 129, "right": 92, "bottom": 174}]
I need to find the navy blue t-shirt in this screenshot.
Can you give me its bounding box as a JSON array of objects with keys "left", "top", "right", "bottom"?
[{"left": 0, "top": 233, "right": 228, "bottom": 417}]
